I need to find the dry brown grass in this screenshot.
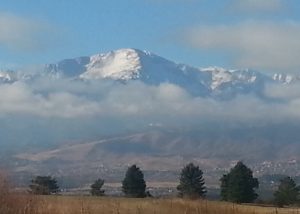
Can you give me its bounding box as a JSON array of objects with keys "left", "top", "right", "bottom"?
[
  {"left": 1, "top": 195, "right": 299, "bottom": 214},
  {"left": 0, "top": 172, "right": 39, "bottom": 214},
  {"left": 1, "top": 172, "right": 299, "bottom": 214}
]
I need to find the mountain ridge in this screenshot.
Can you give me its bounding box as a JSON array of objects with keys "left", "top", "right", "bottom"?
[
  {"left": 1, "top": 48, "right": 297, "bottom": 99},
  {"left": 12, "top": 127, "right": 300, "bottom": 187}
]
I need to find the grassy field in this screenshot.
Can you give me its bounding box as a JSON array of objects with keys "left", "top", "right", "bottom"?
[
  {"left": 0, "top": 173, "right": 299, "bottom": 214},
  {"left": 1, "top": 195, "right": 300, "bottom": 214}
]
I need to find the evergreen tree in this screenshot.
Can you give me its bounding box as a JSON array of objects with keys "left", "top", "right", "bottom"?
[
  {"left": 177, "top": 163, "right": 206, "bottom": 198},
  {"left": 29, "top": 176, "right": 59, "bottom": 195},
  {"left": 90, "top": 179, "right": 105, "bottom": 196},
  {"left": 220, "top": 161, "right": 259, "bottom": 203},
  {"left": 274, "top": 176, "right": 300, "bottom": 207},
  {"left": 122, "top": 165, "right": 146, "bottom": 198},
  {"left": 220, "top": 174, "right": 229, "bottom": 201}
]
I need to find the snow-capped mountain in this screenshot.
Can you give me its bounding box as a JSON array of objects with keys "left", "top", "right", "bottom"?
[
  {"left": 43, "top": 48, "right": 212, "bottom": 96},
  {"left": 1, "top": 48, "right": 298, "bottom": 98},
  {"left": 42, "top": 48, "right": 273, "bottom": 97}
]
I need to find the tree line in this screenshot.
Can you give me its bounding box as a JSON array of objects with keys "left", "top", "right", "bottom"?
[{"left": 29, "top": 161, "right": 300, "bottom": 207}]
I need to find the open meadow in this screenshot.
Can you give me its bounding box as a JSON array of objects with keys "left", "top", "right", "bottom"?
[{"left": 1, "top": 195, "right": 300, "bottom": 214}]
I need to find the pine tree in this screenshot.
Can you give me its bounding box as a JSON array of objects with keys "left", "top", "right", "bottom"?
[
  {"left": 90, "top": 179, "right": 105, "bottom": 196},
  {"left": 220, "top": 174, "right": 229, "bottom": 201},
  {"left": 220, "top": 161, "right": 259, "bottom": 203},
  {"left": 177, "top": 163, "right": 206, "bottom": 199},
  {"left": 274, "top": 176, "right": 300, "bottom": 207},
  {"left": 29, "top": 176, "right": 59, "bottom": 195},
  {"left": 122, "top": 165, "right": 146, "bottom": 198}
]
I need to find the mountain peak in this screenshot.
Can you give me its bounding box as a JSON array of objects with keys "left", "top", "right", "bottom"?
[{"left": 80, "top": 48, "right": 143, "bottom": 80}]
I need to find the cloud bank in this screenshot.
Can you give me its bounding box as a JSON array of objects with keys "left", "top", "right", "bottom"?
[
  {"left": 0, "top": 12, "right": 56, "bottom": 51},
  {"left": 0, "top": 78, "right": 299, "bottom": 126},
  {"left": 183, "top": 21, "right": 300, "bottom": 72}
]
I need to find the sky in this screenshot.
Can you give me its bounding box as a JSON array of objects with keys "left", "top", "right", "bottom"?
[{"left": 0, "top": 0, "right": 300, "bottom": 72}]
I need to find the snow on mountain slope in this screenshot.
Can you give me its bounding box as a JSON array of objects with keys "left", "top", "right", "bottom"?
[
  {"left": 43, "top": 48, "right": 271, "bottom": 94},
  {"left": 2, "top": 48, "right": 299, "bottom": 98},
  {"left": 273, "top": 73, "right": 296, "bottom": 84},
  {"left": 0, "top": 70, "right": 17, "bottom": 83},
  {"left": 45, "top": 48, "right": 212, "bottom": 96},
  {"left": 129, "top": 49, "right": 211, "bottom": 96},
  {"left": 199, "top": 67, "right": 270, "bottom": 98},
  {"left": 79, "top": 49, "right": 210, "bottom": 95},
  {"left": 80, "top": 49, "right": 141, "bottom": 80},
  {"left": 201, "top": 67, "right": 233, "bottom": 90},
  {"left": 200, "top": 67, "right": 265, "bottom": 89}
]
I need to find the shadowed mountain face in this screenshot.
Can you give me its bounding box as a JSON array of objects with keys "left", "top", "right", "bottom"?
[{"left": 14, "top": 125, "right": 300, "bottom": 163}]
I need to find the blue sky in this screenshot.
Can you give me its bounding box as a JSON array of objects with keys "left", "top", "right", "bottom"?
[{"left": 0, "top": 0, "right": 300, "bottom": 72}]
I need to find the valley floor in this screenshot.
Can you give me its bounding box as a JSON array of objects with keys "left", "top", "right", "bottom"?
[{"left": 2, "top": 195, "right": 299, "bottom": 214}]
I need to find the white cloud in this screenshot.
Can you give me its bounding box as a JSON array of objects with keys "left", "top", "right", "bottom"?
[
  {"left": 183, "top": 21, "right": 300, "bottom": 72},
  {"left": 0, "top": 79, "right": 300, "bottom": 126},
  {"left": 232, "top": 0, "right": 283, "bottom": 12},
  {"left": 0, "top": 12, "right": 56, "bottom": 51},
  {"left": 264, "top": 83, "right": 300, "bottom": 99},
  {"left": 0, "top": 82, "right": 102, "bottom": 118}
]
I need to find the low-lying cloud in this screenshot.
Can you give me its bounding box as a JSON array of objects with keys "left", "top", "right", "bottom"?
[
  {"left": 0, "top": 78, "right": 300, "bottom": 148},
  {"left": 0, "top": 78, "right": 300, "bottom": 125}
]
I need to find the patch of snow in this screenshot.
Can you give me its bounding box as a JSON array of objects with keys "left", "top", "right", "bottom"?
[
  {"left": 0, "top": 70, "right": 16, "bottom": 83},
  {"left": 80, "top": 49, "right": 142, "bottom": 80},
  {"left": 201, "top": 67, "right": 233, "bottom": 89},
  {"left": 273, "top": 73, "right": 294, "bottom": 84}
]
